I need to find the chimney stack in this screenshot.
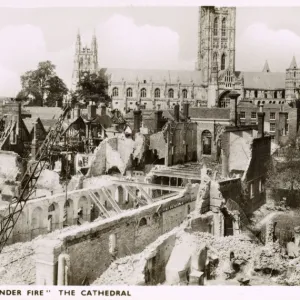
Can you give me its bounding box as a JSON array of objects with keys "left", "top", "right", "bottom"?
[
  {"left": 154, "top": 110, "right": 163, "bottom": 132},
  {"left": 257, "top": 104, "right": 265, "bottom": 138},
  {"left": 75, "top": 105, "right": 81, "bottom": 119},
  {"left": 174, "top": 104, "right": 180, "bottom": 122},
  {"left": 31, "top": 121, "right": 38, "bottom": 160},
  {"left": 133, "top": 109, "right": 142, "bottom": 133},
  {"left": 88, "top": 101, "right": 97, "bottom": 120},
  {"left": 228, "top": 90, "right": 240, "bottom": 127},
  {"left": 100, "top": 103, "right": 106, "bottom": 116},
  {"left": 183, "top": 102, "right": 189, "bottom": 122}
]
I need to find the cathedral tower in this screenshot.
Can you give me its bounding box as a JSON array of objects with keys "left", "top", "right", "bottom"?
[
  {"left": 71, "top": 30, "right": 99, "bottom": 90},
  {"left": 197, "top": 6, "right": 236, "bottom": 85}
]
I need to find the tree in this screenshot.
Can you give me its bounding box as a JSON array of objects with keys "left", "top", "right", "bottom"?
[
  {"left": 45, "top": 76, "right": 68, "bottom": 107},
  {"left": 75, "top": 69, "right": 110, "bottom": 106},
  {"left": 19, "top": 61, "right": 68, "bottom": 107}
]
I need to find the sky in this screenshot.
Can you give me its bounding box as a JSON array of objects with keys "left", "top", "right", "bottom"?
[{"left": 1, "top": 5, "right": 300, "bottom": 96}]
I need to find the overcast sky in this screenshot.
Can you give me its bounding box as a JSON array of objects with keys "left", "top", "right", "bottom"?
[{"left": 1, "top": 6, "right": 300, "bottom": 96}]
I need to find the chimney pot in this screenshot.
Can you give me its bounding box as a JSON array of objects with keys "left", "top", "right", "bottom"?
[
  {"left": 257, "top": 105, "right": 265, "bottom": 138},
  {"left": 228, "top": 90, "right": 240, "bottom": 127}
]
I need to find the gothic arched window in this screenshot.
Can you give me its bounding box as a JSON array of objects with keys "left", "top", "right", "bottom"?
[
  {"left": 213, "top": 18, "right": 218, "bottom": 36},
  {"left": 168, "top": 89, "right": 174, "bottom": 98},
  {"left": 222, "top": 18, "right": 226, "bottom": 36},
  {"left": 126, "top": 88, "right": 133, "bottom": 97},
  {"left": 112, "top": 87, "right": 118, "bottom": 97},
  {"left": 140, "top": 88, "right": 147, "bottom": 98},
  {"left": 154, "top": 88, "right": 160, "bottom": 98},
  {"left": 182, "top": 89, "right": 188, "bottom": 99},
  {"left": 221, "top": 54, "right": 226, "bottom": 70}
]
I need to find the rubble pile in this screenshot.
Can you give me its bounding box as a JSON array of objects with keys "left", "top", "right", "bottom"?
[
  {"left": 185, "top": 232, "right": 257, "bottom": 277},
  {"left": 253, "top": 241, "right": 287, "bottom": 275},
  {"left": 92, "top": 255, "right": 146, "bottom": 285},
  {"left": 0, "top": 241, "right": 36, "bottom": 285},
  {"left": 190, "top": 232, "right": 255, "bottom": 262},
  {"left": 93, "top": 227, "right": 182, "bottom": 285}
]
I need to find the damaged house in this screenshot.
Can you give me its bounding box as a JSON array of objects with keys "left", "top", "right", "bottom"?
[{"left": 86, "top": 102, "right": 198, "bottom": 177}]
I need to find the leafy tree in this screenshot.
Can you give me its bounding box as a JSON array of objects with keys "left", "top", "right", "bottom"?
[
  {"left": 75, "top": 69, "right": 110, "bottom": 106},
  {"left": 19, "top": 61, "right": 68, "bottom": 106},
  {"left": 45, "top": 75, "right": 68, "bottom": 107}
]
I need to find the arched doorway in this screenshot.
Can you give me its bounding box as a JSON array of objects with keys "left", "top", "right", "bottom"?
[
  {"left": 115, "top": 186, "right": 124, "bottom": 205},
  {"left": 48, "top": 202, "right": 60, "bottom": 232},
  {"left": 63, "top": 199, "right": 74, "bottom": 226},
  {"left": 218, "top": 90, "right": 231, "bottom": 108},
  {"left": 202, "top": 130, "right": 212, "bottom": 155},
  {"left": 32, "top": 207, "right": 43, "bottom": 238}
]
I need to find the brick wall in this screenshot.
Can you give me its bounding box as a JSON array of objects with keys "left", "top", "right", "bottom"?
[
  {"left": 244, "top": 136, "right": 271, "bottom": 214},
  {"left": 166, "top": 122, "right": 197, "bottom": 166},
  {"left": 35, "top": 188, "right": 197, "bottom": 285}
]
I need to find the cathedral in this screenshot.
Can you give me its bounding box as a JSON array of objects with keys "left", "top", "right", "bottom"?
[{"left": 71, "top": 6, "right": 298, "bottom": 112}]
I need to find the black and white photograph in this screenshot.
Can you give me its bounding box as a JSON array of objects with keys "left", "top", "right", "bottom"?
[{"left": 1, "top": 0, "right": 300, "bottom": 290}]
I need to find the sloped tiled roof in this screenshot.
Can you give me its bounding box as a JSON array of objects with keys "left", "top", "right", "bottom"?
[
  {"left": 40, "top": 119, "right": 57, "bottom": 131},
  {"left": 81, "top": 113, "right": 112, "bottom": 128},
  {"left": 23, "top": 118, "right": 38, "bottom": 133},
  {"left": 189, "top": 107, "right": 230, "bottom": 120},
  {"left": 242, "top": 72, "right": 285, "bottom": 90},
  {"left": 25, "top": 107, "right": 62, "bottom": 120},
  {"left": 104, "top": 68, "right": 202, "bottom": 85}
]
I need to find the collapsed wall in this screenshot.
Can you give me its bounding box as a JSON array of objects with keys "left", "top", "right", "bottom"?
[
  {"left": 34, "top": 184, "right": 198, "bottom": 285},
  {"left": 0, "top": 150, "right": 24, "bottom": 201},
  {"left": 87, "top": 133, "right": 146, "bottom": 176}
]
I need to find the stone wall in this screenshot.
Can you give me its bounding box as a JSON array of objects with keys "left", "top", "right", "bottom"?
[
  {"left": 35, "top": 186, "right": 198, "bottom": 285},
  {"left": 0, "top": 177, "right": 137, "bottom": 245}
]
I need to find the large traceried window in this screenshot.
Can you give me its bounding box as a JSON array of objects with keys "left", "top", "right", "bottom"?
[
  {"left": 140, "top": 88, "right": 147, "bottom": 98},
  {"left": 154, "top": 88, "right": 160, "bottom": 98},
  {"left": 126, "top": 88, "right": 133, "bottom": 97},
  {"left": 213, "top": 17, "right": 218, "bottom": 36},
  {"left": 112, "top": 87, "right": 118, "bottom": 97},
  {"left": 221, "top": 18, "right": 226, "bottom": 36},
  {"left": 168, "top": 89, "right": 174, "bottom": 98}
]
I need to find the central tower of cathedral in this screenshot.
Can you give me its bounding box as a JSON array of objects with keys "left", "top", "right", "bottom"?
[{"left": 197, "top": 6, "right": 236, "bottom": 85}]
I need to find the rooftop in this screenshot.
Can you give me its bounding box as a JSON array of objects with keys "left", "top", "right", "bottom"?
[
  {"left": 242, "top": 72, "right": 285, "bottom": 90},
  {"left": 189, "top": 107, "right": 230, "bottom": 120},
  {"left": 104, "top": 68, "right": 202, "bottom": 85}
]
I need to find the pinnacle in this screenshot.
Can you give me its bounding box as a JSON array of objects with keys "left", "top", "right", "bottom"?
[
  {"left": 289, "top": 55, "right": 297, "bottom": 69},
  {"left": 262, "top": 60, "right": 270, "bottom": 73}
]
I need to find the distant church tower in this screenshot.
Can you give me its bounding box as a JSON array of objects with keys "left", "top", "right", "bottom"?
[
  {"left": 285, "top": 56, "right": 299, "bottom": 101},
  {"left": 71, "top": 30, "right": 99, "bottom": 90},
  {"left": 197, "top": 6, "right": 236, "bottom": 107}
]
